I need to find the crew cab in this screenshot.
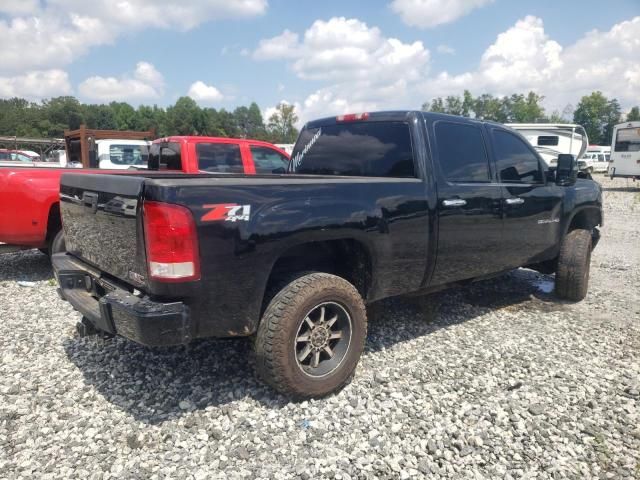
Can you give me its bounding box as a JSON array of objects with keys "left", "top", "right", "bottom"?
[
  {"left": 53, "top": 112, "right": 602, "bottom": 398},
  {"left": 0, "top": 137, "right": 289, "bottom": 255}
]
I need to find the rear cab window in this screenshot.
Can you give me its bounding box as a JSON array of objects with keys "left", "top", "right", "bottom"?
[
  {"left": 149, "top": 142, "right": 182, "bottom": 170},
  {"left": 109, "top": 144, "right": 148, "bottom": 166},
  {"left": 614, "top": 127, "right": 640, "bottom": 152},
  {"left": 290, "top": 122, "right": 415, "bottom": 177}
]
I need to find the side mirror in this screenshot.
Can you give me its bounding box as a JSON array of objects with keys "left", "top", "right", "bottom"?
[{"left": 556, "top": 154, "right": 576, "bottom": 186}]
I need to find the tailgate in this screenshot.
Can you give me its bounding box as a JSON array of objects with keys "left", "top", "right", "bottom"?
[{"left": 60, "top": 173, "right": 148, "bottom": 286}]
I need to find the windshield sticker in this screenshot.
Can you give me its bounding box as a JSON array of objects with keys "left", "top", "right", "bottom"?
[
  {"left": 291, "top": 128, "right": 322, "bottom": 170},
  {"left": 202, "top": 204, "right": 251, "bottom": 222}
]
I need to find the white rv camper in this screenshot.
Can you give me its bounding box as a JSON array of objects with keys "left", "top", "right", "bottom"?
[
  {"left": 609, "top": 121, "right": 640, "bottom": 180},
  {"left": 506, "top": 123, "right": 588, "bottom": 168}
]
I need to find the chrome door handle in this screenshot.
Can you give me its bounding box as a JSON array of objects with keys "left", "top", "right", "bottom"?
[
  {"left": 505, "top": 197, "right": 524, "bottom": 205},
  {"left": 442, "top": 198, "right": 467, "bottom": 207}
]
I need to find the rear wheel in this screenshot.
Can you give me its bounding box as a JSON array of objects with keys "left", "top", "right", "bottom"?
[
  {"left": 555, "top": 229, "right": 592, "bottom": 301},
  {"left": 255, "top": 272, "right": 367, "bottom": 398}
]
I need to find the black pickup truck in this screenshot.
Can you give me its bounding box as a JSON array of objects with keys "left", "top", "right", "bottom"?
[{"left": 53, "top": 111, "right": 602, "bottom": 398}]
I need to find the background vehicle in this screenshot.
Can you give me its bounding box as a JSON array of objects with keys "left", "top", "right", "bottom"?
[
  {"left": 53, "top": 111, "right": 602, "bottom": 398},
  {"left": 0, "top": 149, "right": 60, "bottom": 168},
  {"left": 0, "top": 136, "right": 289, "bottom": 255},
  {"left": 579, "top": 145, "right": 611, "bottom": 173},
  {"left": 609, "top": 121, "right": 640, "bottom": 180},
  {"left": 506, "top": 123, "right": 588, "bottom": 168}
]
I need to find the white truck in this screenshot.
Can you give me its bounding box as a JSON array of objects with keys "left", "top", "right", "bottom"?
[
  {"left": 506, "top": 123, "right": 588, "bottom": 169},
  {"left": 609, "top": 122, "right": 640, "bottom": 180}
]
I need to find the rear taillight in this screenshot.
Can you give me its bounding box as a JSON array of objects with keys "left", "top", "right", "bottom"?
[
  {"left": 143, "top": 201, "right": 200, "bottom": 282},
  {"left": 336, "top": 112, "right": 369, "bottom": 122}
]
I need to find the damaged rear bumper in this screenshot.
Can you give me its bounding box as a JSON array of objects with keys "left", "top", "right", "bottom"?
[{"left": 52, "top": 253, "right": 191, "bottom": 346}]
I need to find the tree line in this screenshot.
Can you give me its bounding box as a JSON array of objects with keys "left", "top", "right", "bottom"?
[
  {"left": 0, "top": 90, "right": 638, "bottom": 147},
  {"left": 424, "top": 90, "right": 639, "bottom": 145},
  {"left": 0, "top": 96, "right": 299, "bottom": 144}
]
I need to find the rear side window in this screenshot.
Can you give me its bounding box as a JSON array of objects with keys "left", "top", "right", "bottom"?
[
  {"left": 435, "top": 122, "right": 490, "bottom": 183},
  {"left": 492, "top": 130, "right": 543, "bottom": 184},
  {"left": 250, "top": 146, "right": 289, "bottom": 173},
  {"left": 290, "top": 122, "right": 415, "bottom": 177},
  {"left": 149, "top": 143, "right": 182, "bottom": 170},
  {"left": 197, "top": 143, "right": 243, "bottom": 173}
]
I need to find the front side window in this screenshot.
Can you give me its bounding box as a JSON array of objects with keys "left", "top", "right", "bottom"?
[
  {"left": 250, "top": 146, "right": 289, "bottom": 173},
  {"left": 290, "top": 122, "right": 415, "bottom": 177},
  {"left": 492, "top": 129, "right": 543, "bottom": 184},
  {"left": 109, "top": 144, "right": 149, "bottom": 166},
  {"left": 614, "top": 127, "right": 640, "bottom": 152},
  {"left": 197, "top": 143, "right": 243, "bottom": 173},
  {"left": 435, "top": 122, "right": 490, "bottom": 183}
]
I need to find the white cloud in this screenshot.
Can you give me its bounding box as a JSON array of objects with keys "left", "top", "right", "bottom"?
[
  {"left": 254, "top": 17, "right": 430, "bottom": 123},
  {"left": 0, "top": 0, "right": 40, "bottom": 15},
  {"left": 259, "top": 15, "right": 640, "bottom": 126},
  {"left": 254, "top": 30, "right": 301, "bottom": 59},
  {"left": 0, "top": 14, "right": 113, "bottom": 74},
  {"left": 50, "top": 0, "right": 268, "bottom": 30},
  {"left": 0, "top": 0, "right": 267, "bottom": 74},
  {"left": 421, "top": 15, "right": 640, "bottom": 112},
  {"left": 188, "top": 81, "right": 224, "bottom": 103},
  {"left": 0, "top": 69, "right": 72, "bottom": 99},
  {"left": 390, "top": 0, "right": 494, "bottom": 28},
  {"left": 78, "top": 62, "right": 164, "bottom": 102},
  {"left": 436, "top": 44, "right": 455, "bottom": 54}
]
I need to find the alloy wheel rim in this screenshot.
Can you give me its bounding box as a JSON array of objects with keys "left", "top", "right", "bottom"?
[{"left": 294, "top": 301, "right": 352, "bottom": 378}]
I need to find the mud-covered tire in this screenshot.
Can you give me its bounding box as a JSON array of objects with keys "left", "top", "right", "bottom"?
[
  {"left": 255, "top": 272, "right": 367, "bottom": 398},
  {"left": 48, "top": 230, "right": 66, "bottom": 257},
  {"left": 555, "top": 229, "right": 592, "bottom": 301}
]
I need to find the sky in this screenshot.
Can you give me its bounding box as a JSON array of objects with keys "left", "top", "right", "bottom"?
[{"left": 0, "top": 0, "right": 638, "bottom": 124}]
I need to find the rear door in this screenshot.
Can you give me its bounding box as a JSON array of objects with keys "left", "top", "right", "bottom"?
[
  {"left": 489, "top": 127, "right": 564, "bottom": 268},
  {"left": 428, "top": 119, "right": 504, "bottom": 285}
]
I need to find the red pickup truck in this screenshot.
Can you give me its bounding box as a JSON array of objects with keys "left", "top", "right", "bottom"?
[{"left": 0, "top": 136, "right": 289, "bottom": 255}]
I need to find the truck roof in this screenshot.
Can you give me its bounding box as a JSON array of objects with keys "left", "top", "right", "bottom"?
[
  {"left": 506, "top": 123, "right": 584, "bottom": 129},
  {"left": 304, "top": 110, "right": 500, "bottom": 129},
  {"left": 153, "top": 136, "right": 284, "bottom": 149}
]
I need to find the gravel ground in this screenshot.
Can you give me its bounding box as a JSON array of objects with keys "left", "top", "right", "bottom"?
[{"left": 1, "top": 176, "right": 639, "bottom": 479}]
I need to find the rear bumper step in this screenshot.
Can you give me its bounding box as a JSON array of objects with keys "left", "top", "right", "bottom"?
[{"left": 53, "top": 253, "right": 191, "bottom": 346}]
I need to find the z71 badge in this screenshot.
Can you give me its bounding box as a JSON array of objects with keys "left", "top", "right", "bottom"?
[{"left": 202, "top": 204, "right": 251, "bottom": 222}]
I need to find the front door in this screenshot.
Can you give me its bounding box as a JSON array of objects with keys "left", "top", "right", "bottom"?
[
  {"left": 488, "top": 127, "right": 564, "bottom": 268},
  {"left": 429, "top": 119, "right": 504, "bottom": 285}
]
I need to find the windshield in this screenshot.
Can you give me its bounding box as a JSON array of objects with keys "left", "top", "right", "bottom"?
[
  {"left": 290, "top": 121, "right": 415, "bottom": 177},
  {"left": 108, "top": 144, "right": 149, "bottom": 165},
  {"left": 614, "top": 127, "right": 640, "bottom": 152}
]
